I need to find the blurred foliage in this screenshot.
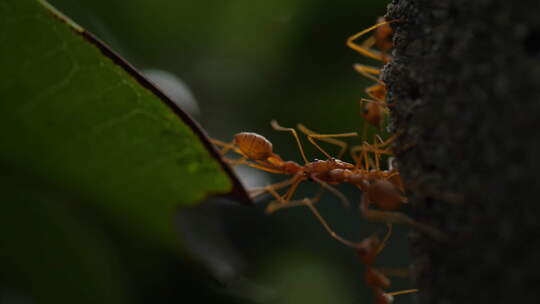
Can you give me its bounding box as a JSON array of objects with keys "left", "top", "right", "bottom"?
[
  {"left": 1, "top": 0, "right": 418, "bottom": 303},
  {"left": 48, "top": 0, "right": 392, "bottom": 149},
  {"left": 0, "top": 0, "right": 240, "bottom": 303}
]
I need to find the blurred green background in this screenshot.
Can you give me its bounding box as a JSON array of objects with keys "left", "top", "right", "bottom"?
[{"left": 38, "top": 0, "right": 416, "bottom": 303}]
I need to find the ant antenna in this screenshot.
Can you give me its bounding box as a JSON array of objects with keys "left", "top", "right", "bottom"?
[{"left": 386, "top": 289, "right": 419, "bottom": 296}]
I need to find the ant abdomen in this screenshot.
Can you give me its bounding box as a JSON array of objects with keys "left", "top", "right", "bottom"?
[
  {"left": 368, "top": 179, "right": 406, "bottom": 211},
  {"left": 386, "top": 173, "right": 405, "bottom": 193},
  {"left": 233, "top": 132, "right": 274, "bottom": 160}
]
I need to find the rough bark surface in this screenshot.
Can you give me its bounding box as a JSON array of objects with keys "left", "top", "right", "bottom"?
[{"left": 383, "top": 0, "right": 540, "bottom": 303}]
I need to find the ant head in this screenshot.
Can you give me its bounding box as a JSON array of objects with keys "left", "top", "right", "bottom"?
[
  {"left": 362, "top": 102, "right": 383, "bottom": 127},
  {"left": 368, "top": 178, "right": 406, "bottom": 211}
]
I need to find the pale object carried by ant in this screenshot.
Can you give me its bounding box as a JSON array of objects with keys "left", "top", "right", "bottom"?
[
  {"left": 211, "top": 121, "right": 442, "bottom": 247},
  {"left": 347, "top": 18, "right": 399, "bottom": 129}
]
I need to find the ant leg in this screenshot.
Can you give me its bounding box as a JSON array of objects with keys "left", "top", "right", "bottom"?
[
  {"left": 371, "top": 138, "right": 384, "bottom": 170},
  {"left": 364, "top": 141, "right": 388, "bottom": 170},
  {"left": 351, "top": 143, "right": 371, "bottom": 170},
  {"left": 365, "top": 84, "right": 387, "bottom": 102},
  {"left": 265, "top": 176, "right": 304, "bottom": 213},
  {"left": 265, "top": 186, "right": 290, "bottom": 213},
  {"left": 265, "top": 175, "right": 305, "bottom": 212},
  {"left": 376, "top": 223, "right": 393, "bottom": 255},
  {"left": 210, "top": 138, "right": 240, "bottom": 155},
  {"left": 361, "top": 35, "right": 376, "bottom": 49},
  {"left": 351, "top": 140, "right": 394, "bottom": 170},
  {"left": 360, "top": 193, "right": 446, "bottom": 240},
  {"left": 297, "top": 124, "right": 347, "bottom": 158},
  {"left": 297, "top": 124, "right": 357, "bottom": 159},
  {"left": 358, "top": 143, "right": 393, "bottom": 157},
  {"left": 267, "top": 198, "right": 312, "bottom": 213},
  {"left": 311, "top": 175, "right": 350, "bottom": 208},
  {"left": 283, "top": 176, "right": 303, "bottom": 201},
  {"left": 302, "top": 198, "right": 360, "bottom": 248},
  {"left": 373, "top": 131, "right": 404, "bottom": 150},
  {"left": 354, "top": 64, "right": 383, "bottom": 84},
  {"left": 362, "top": 118, "right": 368, "bottom": 147},
  {"left": 350, "top": 145, "right": 378, "bottom": 170},
  {"left": 386, "top": 289, "right": 419, "bottom": 296},
  {"left": 360, "top": 98, "right": 389, "bottom": 110},
  {"left": 346, "top": 20, "right": 398, "bottom": 63},
  {"left": 348, "top": 38, "right": 390, "bottom": 63},
  {"left": 306, "top": 132, "right": 358, "bottom": 159},
  {"left": 249, "top": 175, "right": 299, "bottom": 200},
  {"left": 350, "top": 145, "right": 364, "bottom": 169},
  {"left": 367, "top": 132, "right": 411, "bottom": 159},
  {"left": 225, "top": 156, "right": 248, "bottom": 166},
  {"left": 233, "top": 158, "right": 286, "bottom": 174},
  {"left": 362, "top": 142, "right": 372, "bottom": 170},
  {"left": 266, "top": 186, "right": 325, "bottom": 213},
  {"left": 222, "top": 156, "right": 282, "bottom": 173},
  {"left": 270, "top": 120, "right": 309, "bottom": 164}
]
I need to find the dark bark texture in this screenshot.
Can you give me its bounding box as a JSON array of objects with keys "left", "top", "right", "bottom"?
[{"left": 383, "top": 0, "right": 540, "bottom": 303}]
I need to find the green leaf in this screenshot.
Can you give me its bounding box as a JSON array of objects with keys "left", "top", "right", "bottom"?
[{"left": 0, "top": 0, "right": 248, "bottom": 302}]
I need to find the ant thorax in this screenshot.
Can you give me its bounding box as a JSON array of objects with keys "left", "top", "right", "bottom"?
[
  {"left": 281, "top": 161, "right": 302, "bottom": 175},
  {"left": 304, "top": 158, "right": 354, "bottom": 175},
  {"left": 233, "top": 132, "right": 273, "bottom": 160}
]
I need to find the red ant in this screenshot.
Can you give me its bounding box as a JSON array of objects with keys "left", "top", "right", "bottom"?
[
  {"left": 347, "top": 18, "right": 398, "bottom": 129},
  {"left": 357, "top": 229, "right": 418, "bottom": 303},
  {"left": 211, "top": 121, "right": 441, "bottom": 247},
  {"left": 211, "top": 120, "right": 359, "bottom": 213}
]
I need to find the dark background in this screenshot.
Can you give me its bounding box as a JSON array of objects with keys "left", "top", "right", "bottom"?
[{"left": 45, "top": 1, "right": 417, "bottom": 303}]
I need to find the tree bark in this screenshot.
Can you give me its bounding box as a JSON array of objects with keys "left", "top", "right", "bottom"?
[{"left": 383, "top": 0, "right": 540, "bottom": 303}]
